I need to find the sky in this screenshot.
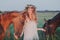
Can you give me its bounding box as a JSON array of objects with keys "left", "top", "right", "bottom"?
[{"left": 0, "top": 0, "right": 60, "bottom": 11}]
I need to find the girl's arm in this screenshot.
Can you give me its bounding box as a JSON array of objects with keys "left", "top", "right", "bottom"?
[{"left": 37, "top": 28, "right": 46, "bottom": 32}]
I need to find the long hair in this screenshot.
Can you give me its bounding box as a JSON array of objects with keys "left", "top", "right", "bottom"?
[{"left": 24, "top": 4, "right": 37, "bottom": 22}]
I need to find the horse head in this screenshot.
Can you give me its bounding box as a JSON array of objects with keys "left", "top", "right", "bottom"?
[
  {"left": 12, "top": 12, "right": 26, "bottom": 39},
  {"left": 43, "top": 18, "right": 54, "bottom": 35}
]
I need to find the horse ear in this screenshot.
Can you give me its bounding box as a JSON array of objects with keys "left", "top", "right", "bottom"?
[{"left": 44, "top": 18, "right": 47, "bottom": 22}]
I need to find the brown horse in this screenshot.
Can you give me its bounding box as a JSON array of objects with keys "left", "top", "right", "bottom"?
[
  {"left": 0, "top": 11, "right": 26, "bottom": 40},
  {"left": 43, "top": 12, "right": 60, "bottom": 40}
]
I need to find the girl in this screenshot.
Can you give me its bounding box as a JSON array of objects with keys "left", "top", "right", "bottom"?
[{"left": 21, "top": 5, "right": 39, "bottom": 40}]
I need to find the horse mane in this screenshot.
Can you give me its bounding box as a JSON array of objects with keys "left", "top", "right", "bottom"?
[
  {"left": 44, "top": 12, "right": 60, "bottom": 25},
  {"left": 52, "top": 12, "right": 60, "bottom": 21},
  {"left": 46, "top": 12, "right": 60, "bottom": 27},
  {"left": 43, "top": 12, "right": 60, "bottom": 35}
]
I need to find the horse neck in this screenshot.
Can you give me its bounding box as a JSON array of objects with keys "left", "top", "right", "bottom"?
[{"left": 51, "top": 14, "right": 60, "bottom": 26}]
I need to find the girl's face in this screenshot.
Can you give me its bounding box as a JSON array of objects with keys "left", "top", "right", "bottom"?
[{"left": 28, "top": 6, "right": 34, "bottom": 13}]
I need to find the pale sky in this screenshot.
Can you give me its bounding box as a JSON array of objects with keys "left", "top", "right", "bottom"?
[{"left": 0, "top": 0, "right": 60, "bottom": 11}]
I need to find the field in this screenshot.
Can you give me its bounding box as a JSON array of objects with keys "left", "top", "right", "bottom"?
[{"left": 4, "top": 12, "right": 60, "bottom": 40}]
